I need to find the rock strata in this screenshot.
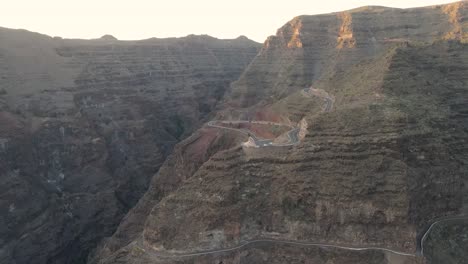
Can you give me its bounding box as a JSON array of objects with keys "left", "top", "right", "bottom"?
[{"left": 228, "top": 1, "right": 467, "bottom": 107}]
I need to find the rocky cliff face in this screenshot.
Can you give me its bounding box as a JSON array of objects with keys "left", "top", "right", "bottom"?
[
  {"left": 0, "top": 28, "right": 260, "bottom": 264},
  {"left": 96, "top": 2, "right": 468, "bottom": 264},
  {"left": 228, "top": 1, "right": 467, "bottom": 107}
]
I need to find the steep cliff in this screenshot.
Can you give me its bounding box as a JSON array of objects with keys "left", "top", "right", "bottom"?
[
  {"left": 0, "top": 28, "right": 260, "bottom": 264},
  {"left": 96, "top": 2, "right": 468, "bottom": 264},
  {"left": 228, "top": 1, "right": 467, "bottom": 107}
]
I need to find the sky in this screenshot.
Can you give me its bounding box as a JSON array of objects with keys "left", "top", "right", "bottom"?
[{"left": 0, "top": 0, "right": 459, "bottom": 42}]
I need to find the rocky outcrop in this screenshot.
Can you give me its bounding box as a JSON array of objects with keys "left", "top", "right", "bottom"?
[
  {"left": 337, "top": 12, "right": 356, "bottom": 49},
  {"left": 0, "top": 27, "right": 260, "bottom": 264},
  {"left": 96, "top": 2, "right": 468, "bottom": 264},
  {"left": 441, "top": 1, "right": 468, "bottom": 41}
]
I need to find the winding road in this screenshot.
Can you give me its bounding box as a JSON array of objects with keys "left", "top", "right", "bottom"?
[
  {"left": 302, "top": 87, "right": 334, "bottom": 112},
  {"left": 131, "top": 216, "right": 468, "bottom": 261},
  {"left": 207, "top": 86, "right": 333, "bottom": 147},
  {"left": 207, "top": 120, "right": 300, "bottom": 147},
  {"left": 137, "top": 238, "right": 416, "bottom": 259}
]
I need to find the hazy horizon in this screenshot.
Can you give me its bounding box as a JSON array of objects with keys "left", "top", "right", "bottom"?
[{"left": 1, "top": 0, "right": 460, "bottom": 42}]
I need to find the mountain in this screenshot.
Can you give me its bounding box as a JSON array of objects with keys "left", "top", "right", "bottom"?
[
  {"left": 0, "top": 27, "right": 260, "bottom": 264},
  {"left": 228, "top": 1, "right": 467, "bottom": 108},
  {"left": 93, "top": 2, "right": 468, "bottom": 264}
]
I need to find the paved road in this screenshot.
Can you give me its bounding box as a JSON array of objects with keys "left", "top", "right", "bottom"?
[
  {"left": 208, "top": 86, "right": 333, "bottom": 148},
  {"left": 302, "top": 87, "right": 334, "bottom": 112},
  {"left": 133, "top": 216, "right": 468, "bottom": 260},
  {"left": 324, "top": 97, "right": 333, "bottom": 111},
  {"left": 136, "top": 237, "right": 415, "bottom": 259},
  {"left": 207, "top": 120, "right": 299, "bottom": 147}
]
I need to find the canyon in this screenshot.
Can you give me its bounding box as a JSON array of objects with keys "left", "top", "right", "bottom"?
[
  {"left": 1, "top": 1, "right": 468, "bottom": 264},
  {"left": 0, "top": 28, "right": 260, "bottom": 263}
]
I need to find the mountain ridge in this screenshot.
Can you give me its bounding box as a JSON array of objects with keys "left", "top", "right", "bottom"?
[{"left": 0, "top": 26, "right": 260, "bottom": 44}]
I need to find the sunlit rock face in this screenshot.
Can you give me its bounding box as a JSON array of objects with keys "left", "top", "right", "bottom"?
[
  {"left": 94, "top": 2, "right": 468, "bottom": 264},
  {"left": 0, "top": 27, "right": 260, "bottom": 264}
]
